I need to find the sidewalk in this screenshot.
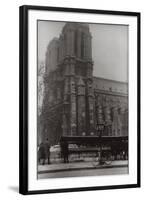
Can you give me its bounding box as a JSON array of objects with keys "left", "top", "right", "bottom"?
[{"left": 38, "top": 160, "right": 128, "bottom": 174}]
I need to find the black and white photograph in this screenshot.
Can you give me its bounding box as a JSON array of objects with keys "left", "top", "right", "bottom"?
[
  {"left": 37, "top": 21, "right": 129, "bottom": 179},
  {"left": 19, "top": 5, "right": 140, "bottom": 194}
]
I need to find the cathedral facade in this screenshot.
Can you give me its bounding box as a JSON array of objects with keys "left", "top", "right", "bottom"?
[{"left": 39, "top": 22, "right": 128, "bottom": 145}]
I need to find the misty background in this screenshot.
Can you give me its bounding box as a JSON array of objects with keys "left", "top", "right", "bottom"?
[{"left": 38, "top": 21, "right": 128, "bottom": 82}]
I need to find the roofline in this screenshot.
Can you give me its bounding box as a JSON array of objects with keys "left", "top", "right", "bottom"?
[{"left": 93, "top": 76, "right": 128, "bottom": 85}]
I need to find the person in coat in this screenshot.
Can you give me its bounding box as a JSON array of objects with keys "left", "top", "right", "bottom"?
[
  {"left": 38, "top": 142, "right": 45, "bottom": 165},
  {"left": 60, "top": 141, "right": 69, "bottom": 163},
  {"left": 44, "top": 138, "right": 51, "bottom": 164}
]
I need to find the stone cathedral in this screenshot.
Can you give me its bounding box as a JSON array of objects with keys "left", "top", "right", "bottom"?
[{"left": 39, "top": 22, "right": 128, "bottom": 145}]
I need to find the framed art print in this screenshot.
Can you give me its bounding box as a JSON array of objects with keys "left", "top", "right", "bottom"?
[{"left": 19, "top": 5, "right": 140, "bottom": 194}]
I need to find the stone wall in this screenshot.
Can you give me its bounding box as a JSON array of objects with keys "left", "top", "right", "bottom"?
[{"left": 39, "top": 22, "right": 128, "bottom": 145}]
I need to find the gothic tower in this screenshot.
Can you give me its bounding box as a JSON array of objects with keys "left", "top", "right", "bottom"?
[
  {"left": 41, "top": 22, "right": 95, "bottom": 145},
  {"left": 40, "top": 22, "right": 128, "bottom": 145},
  {"left": 58, "top": 23, "right": 95, "bottom": 137}
]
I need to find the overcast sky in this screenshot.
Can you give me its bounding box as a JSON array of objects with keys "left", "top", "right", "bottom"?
[{"left": 38, "top": 21, "right": 128, "bottom": 82}]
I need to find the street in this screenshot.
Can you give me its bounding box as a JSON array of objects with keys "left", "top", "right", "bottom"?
[{"left": 38, "top": 166, "right": 128, "bottom": 179}]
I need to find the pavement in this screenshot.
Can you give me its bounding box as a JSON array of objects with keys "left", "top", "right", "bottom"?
[{"left": 38, "top": 160, "right": 128, "bottom": 174}]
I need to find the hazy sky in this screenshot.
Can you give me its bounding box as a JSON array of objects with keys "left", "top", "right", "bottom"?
[{"left": 38, "top": 21, "right": 128, "bottom": 82}]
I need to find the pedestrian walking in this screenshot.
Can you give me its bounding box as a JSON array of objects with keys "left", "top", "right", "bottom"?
[
  {"left": 60, "top": 141, "right": 69, "bottom": 163},
  {"left": 44, "top": 138, "right": 51, "bottom": 164},
  {"left": 38, "top": 142, "right": 45, "bottom": 165}
]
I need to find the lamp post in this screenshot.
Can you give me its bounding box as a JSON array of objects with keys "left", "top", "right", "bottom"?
[
  {"left": 62, "top": 101, "right": 69, "bottom": 136},
  {"left": 96, "top": 122, "right": 104, "bottom": 165},
  {"left": 71, "top": 123, "right": 76, "bottom": 136},
  {"left": 63, "top": 101, "right": 69, "bottom": 114}
]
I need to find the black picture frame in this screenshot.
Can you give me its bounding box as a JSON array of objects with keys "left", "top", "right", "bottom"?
[{"left": 19, "top": 5, "right": 141, "bottom": 195}]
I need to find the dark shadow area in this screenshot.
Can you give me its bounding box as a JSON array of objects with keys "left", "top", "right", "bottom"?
[{"left": 8, "top": 186, "right": 19, "bottom": 193}]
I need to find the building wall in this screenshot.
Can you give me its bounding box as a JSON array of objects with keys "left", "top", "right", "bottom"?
[
  {"left": 93, "top": 77, "right": 128, "bottom": 94},
  {"left": 39, "top": 22, "right": 128, "bottom": 145},
  {"left": 45, "top": 38, "right": 59, "bottom": 74},
  {"left": 94, "top": 89, "right": 128, "bottom": 136}
]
